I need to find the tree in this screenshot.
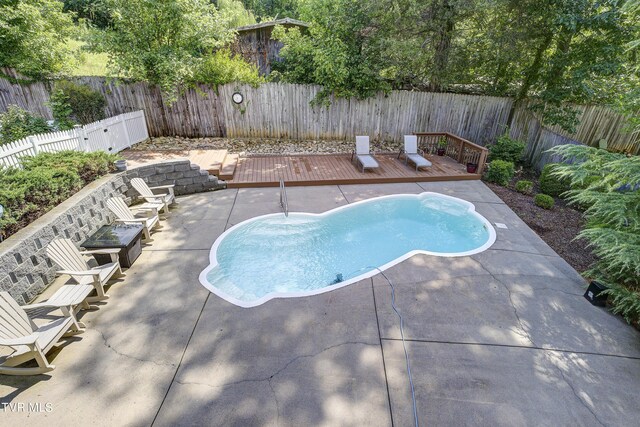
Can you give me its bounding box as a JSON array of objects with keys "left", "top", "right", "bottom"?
[
  {"left": 63, "top": 0, "right": 112, "bottom": 29},
  {"left": 91, "top": 0, "right": 233, "bottom": 97},
  {"left": 272, "top": 0, "right": 391, "bottom": 103},
  {"left": 550, "top": 144, "right": 640, "bottom": 324},
  {"left": 240, "top": 0, "right": 300, "bottom": 19},
  {"left": 0, "top": 0, "right": 78, "bottom": 79}
]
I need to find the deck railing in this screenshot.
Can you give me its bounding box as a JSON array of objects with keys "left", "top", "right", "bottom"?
[{"left": 414, "top": 132, "right": 488, "bottom": 174}]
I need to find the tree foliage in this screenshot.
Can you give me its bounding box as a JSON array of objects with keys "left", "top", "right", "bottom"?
[
  {"left": 91, "top": 0, "right": 233, "bottom": 97},
  {"left": 271, "top": 0, "right": 638, "bottom": 131},
  {"left": 550, "top": 144, "right": 640, "bottom": 323},
  {"left": 0, "top": 0, "right": 78, "bottom": 78}
]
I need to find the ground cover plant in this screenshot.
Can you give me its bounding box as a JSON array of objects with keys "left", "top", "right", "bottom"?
[
  {"left": 550, "top": 144, "right": 640, "bottom": 324},
  {"left": 0, "top": 150, "right": 117, "bottom": 239}
]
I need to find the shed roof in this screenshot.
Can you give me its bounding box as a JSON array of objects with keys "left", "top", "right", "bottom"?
[{"left": 235, "top": 18, "right": 310, "bottom": 32}]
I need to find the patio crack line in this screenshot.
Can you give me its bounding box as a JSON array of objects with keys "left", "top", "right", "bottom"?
[
  {"left": 91, "top": 329, "right": 175, "bottom": 367},
  {"left": 555, "top": 366, "right": 606, "bottom": 427},
  {"left": 380, "top": 338, "right": 640, "bottom": 361},
  {"left": 224, "top": 189, "right": 240, "bottom": 231},
  {"left": 173, "top": 341, "right": 377, "bottom": 391},
  {"left": 371, "top": 277, "right": 395, "bottom": 427},
  {"left": 151, "top": 293, "right": 211, "bottom": 427},
  {"left": 267, "top": 377, "right": 281, "bottom": 426},
  {"left": 472, "top": 258, "right": 535, "bottom": 346}
]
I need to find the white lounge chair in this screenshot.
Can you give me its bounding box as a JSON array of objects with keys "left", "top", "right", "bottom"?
[
  {"left": 130, "top": 178, "right": 175, "bottom": 214},
  {"left": 0, "top": 291, "right": 85, "bottom": 375},
  {"left": 107, "top": 197, "right": 160, "bottom": 240},
  {"left": 351, "top": 136, "right": 379, "bottom": 173},
  {"left": 399, "top": 135, "right": 432, "bottom": 171},
  {"left": 46, "top": 238, "right": 122, "bottom": 301}
]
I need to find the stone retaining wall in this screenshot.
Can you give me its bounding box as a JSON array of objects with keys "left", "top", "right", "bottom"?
[{"left": 0, "top": 159, "right": 225, "bottom": 304}]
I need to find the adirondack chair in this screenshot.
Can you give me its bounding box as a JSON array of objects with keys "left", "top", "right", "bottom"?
[
  {"left": 46, "top": 238, "right": 122, "bottom": 301},
  {"left": 399, "top": 135, "right": 432, "bottom": 171},
  {"left": 0, "top": 291, "right": 85, "bottom": 375},
  {"left": 130, "top": 178, "right": 175, "bottom": 214},
  {"left": 107, "top": 197, "right": 160, "bottom": 240},
  {"left": 351, "top": 136, "right": 379, "bottom": 173}
]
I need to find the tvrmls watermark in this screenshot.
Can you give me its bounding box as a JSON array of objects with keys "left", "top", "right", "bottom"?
[{"left": 1, "top": 402, "right": 53, "bottom": 413}]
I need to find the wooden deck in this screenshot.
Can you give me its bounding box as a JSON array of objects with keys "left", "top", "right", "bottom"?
[{"left": 226, "top": 153, "right": 480, "bottom": 188}]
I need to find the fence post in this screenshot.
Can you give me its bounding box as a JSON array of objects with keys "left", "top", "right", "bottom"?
[
  {"left": 75, "top": 125, "right": 90, "bottom": 152},
  {"left": 28, "top": 136, "right": 39, "bottom": 155},
  {"left": 120, "top": 113, "right": 132, "bottom": 148}
]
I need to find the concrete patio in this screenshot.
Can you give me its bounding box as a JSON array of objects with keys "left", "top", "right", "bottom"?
[{"left": 1, "top": 181, "right": 639, "bottom": 426}]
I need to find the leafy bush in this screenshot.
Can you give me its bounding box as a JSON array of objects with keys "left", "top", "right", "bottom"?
[
  {"left": 190, "top": 49, "right": 263, "bottom": 91},
  {"left": 0, "top": 105, "right": 51, "bottom": 145},
  {"left": 48, "top": 88, "right": 75, "bottom": 130},
  {"left": 539, "top": 163, "right": 571, "bottom": 197},
  {"left": 52, "top": 80, "right": 106, "bottom": 124},
  {"left": 483, "top": 160, "right": 515, "bottom": 186},
  {"left": 0, "top": 151, "right": 117, "bottom": 238},
  {"left": 549, "top": 144, "right": 640, "bottom": 324},
  {"left": 488, "top": 133, "right": 525, "bottom": 163},
  {"left": 534, "top": 193, "right": 554, "bottom": 209},
  {"left": 515, "top": 180, "right": 533, "bottom": 194}
]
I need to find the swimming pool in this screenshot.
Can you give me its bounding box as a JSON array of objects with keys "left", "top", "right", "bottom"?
[{"left": 199, "top": 192, "right": 496, "bottom": 308}]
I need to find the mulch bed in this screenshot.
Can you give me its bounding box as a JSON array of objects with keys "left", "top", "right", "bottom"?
[{"left": 485, "top": 170, "right": 598, "bottom": 274}]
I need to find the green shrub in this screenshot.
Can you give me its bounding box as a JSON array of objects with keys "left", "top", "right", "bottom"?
[
  {"left": 483, "top": 160, "right": 515, "bottom": 186},
  {"left": 488, "top": 133, "right": 525, "bottom": 163},
  {"left": 0, "top": 151, "right": 117, "bottom": 238},
  {"left": 549, "top": 144, "right": 640, "bottom": 324},
  {"left": 190, "top": 49, "right": 263, "bottom": 91},
  {"left": 0, "top": 105, "right": 51, "bottom": 145},
  {"left": 52, "top": 80, "right": 106, "bottom": 125},
  {"left": 539, "top": 163, "right": 570, "bottom": 197},
  {"left": 534, "top": 193, "right": 554, "bottom": 209},
  {"left": 48, "top": 88, "right": 75, "bottom": 130},
  {"left": 515, "top": 180, "right": 533, "bottom": 194}
]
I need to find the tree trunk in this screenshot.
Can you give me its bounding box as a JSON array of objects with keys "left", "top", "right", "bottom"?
[
  {"left": 516, "top": 32, "right": 554, "bottom": 101},
  {"left": 428, "top": 0, "right": 456, "bottom": 92}
]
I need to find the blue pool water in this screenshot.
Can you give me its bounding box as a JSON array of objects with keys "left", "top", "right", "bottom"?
[{"left": 199, "top": 192, "right": 495, "bottom": 307}]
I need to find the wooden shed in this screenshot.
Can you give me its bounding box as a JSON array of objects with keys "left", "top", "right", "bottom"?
[{"left": 231, "top": 18, "right": 309, "bottom": 76}]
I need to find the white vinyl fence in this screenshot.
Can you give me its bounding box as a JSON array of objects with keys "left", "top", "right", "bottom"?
[{"left": 0, "top": 110, "right": 148, "bottom": 168}]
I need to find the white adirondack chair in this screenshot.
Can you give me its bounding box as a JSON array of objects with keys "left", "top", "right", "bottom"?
[
  {"left": 399, "top": 135, "right": 432, "bottom": 171},
  {"left": 107, "top": 197, "right": 160, "bottom": 240},
  {"left": 351, "top": 136, "right": 379, "bottom": 173},
  {"left": 46, "top": 238, "right": 122, "bottom": 301},
  {"left": 130, "top": 178, "right": 175, "bottom": 214},
  {"left": 0, "top": 291, "right": 85, "bottom": 375}
]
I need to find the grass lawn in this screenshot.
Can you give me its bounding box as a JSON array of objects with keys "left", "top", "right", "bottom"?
[{"left": 66, "top": 39, "right": 109, "bottom": 76}]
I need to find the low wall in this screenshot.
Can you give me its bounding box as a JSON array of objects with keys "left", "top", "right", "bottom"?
[{"left": 0, "top": 159, "right": 225, "bottom": 304}]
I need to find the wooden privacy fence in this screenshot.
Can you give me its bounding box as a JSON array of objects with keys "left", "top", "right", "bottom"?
[
  {"left": 0, "top": 110, "right": 148, "bottom": 168},
  {"left": 1, "top": 67, "right": 638, "bottom": 170},
  {"left": 415, "top": 132, "right": 489, "bottom": 174}
]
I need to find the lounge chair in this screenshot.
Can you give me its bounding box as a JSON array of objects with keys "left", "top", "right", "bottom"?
[
  {"left": 0, "top": 291, "right": 85, "bottom": 375},
  {"left": 351, "top": 136, "right": 379, "bottom": 173},
  {"left": 46, "top": 238, "right": 122, "bottom": 301},
  {"left": 399, "top": 135, "right": 432, "bottom": 171},
  {"left": 107, "top": 197, "right": 160, "bottom": 240},
  {"left": 130, "top": 178, "right": 175, "bottom": 214}
]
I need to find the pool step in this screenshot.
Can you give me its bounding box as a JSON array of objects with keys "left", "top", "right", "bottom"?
[{"left": 219, "top": 154, "right": 239, "bottom": 180}]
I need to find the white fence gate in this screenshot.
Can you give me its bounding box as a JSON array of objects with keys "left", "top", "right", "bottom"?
[{"left": 0, "top": 110, "right": 149, "bottom": 168}]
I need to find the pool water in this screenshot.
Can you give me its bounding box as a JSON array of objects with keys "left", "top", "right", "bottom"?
[{"left": 199, "top": 192, "right": 496, "bottom": 307}]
